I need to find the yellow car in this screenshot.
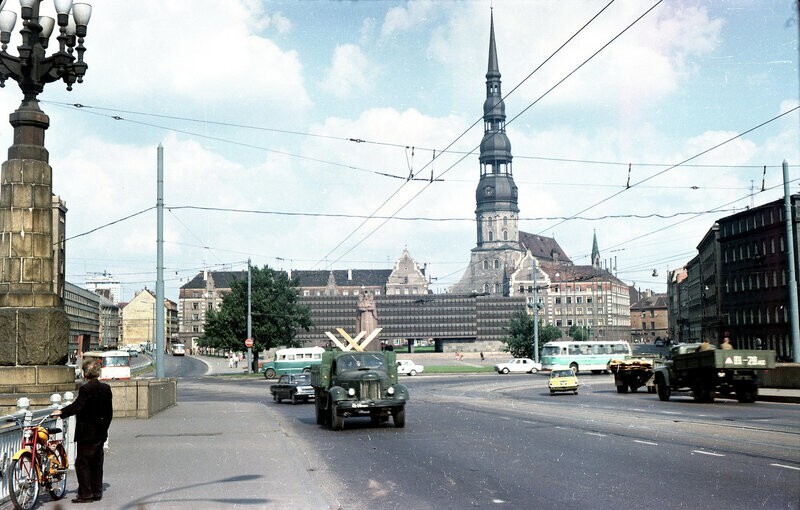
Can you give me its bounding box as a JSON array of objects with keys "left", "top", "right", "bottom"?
[{"left": 548, "top": 368, "right": 580, "bottom": 395}]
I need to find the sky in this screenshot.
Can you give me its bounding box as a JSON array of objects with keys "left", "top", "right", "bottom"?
[{"left": 0, "top": 0, "right": 797, "bottom": 303}]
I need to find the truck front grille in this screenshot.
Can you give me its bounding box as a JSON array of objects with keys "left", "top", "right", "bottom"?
[{"left": 360, "top": 380, "right": 381, "bottom": 400}]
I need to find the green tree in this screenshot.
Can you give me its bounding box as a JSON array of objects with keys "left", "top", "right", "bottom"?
[
  {"left": 503, "top": 311, "right": 562, "bottom": 359},
  {"left": 568, "top": 325, "right": 591, "bottom": 341},
  {"left": 200, "top": 265, "right": 313, "bottom": 353}
]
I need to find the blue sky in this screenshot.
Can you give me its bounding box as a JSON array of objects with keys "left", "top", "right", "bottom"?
[{"left": 0, "top": 0, "right": 797, "bottom": 302}]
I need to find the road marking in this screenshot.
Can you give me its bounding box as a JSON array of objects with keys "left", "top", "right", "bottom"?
[
  {"left": 633, "top": 440, "right": 658, "bottom": 446},
  {"left": 585, "top": 432, "right": 606, "bottom": 437},
  {"left": 771, "top": 463, "right": 800, "bottom": 471},
  {"left": 692, "top": 450, "right": 725, "bottom": 457}
]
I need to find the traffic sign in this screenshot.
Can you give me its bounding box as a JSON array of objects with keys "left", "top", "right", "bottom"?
[{"left": 245, "top": 338, "right": 253, "bottom": 348}]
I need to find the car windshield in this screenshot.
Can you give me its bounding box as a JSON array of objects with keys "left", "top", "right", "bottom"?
[
  {"left": 337, "top": 354, "right": 386, "bottom": 373},
  {"left": 552, "top": 370, "right": 574, "bottom": 378},
  {"left": 292, "top": 374, "right": 310, "bottom": 384}
]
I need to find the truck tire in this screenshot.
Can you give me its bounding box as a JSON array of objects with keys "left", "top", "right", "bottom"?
[
  {"left": 657, "top": 383, "right": 671, "bottom": 401},
  {"left": 735, "top": 384, "right": 758, "bottom": 403},
  {"left": 264, "top": 368, "right": 276, "bottom": 379},
  {"left": 330, "top": 403, "right": 344, "bottom": 431},
  {"left": 617, "top": 385, "right": 628, "bottom": 394},
  {"left": 393, "top": 407, "right": 406, "bottom": 428},
  {"left": 315, "top": 398, "right": 325, "bottom": 425}
]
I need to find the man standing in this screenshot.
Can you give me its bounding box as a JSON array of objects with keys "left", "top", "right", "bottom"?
[{"left": 52, "top": 359, "right": 113, "bottom": 503}]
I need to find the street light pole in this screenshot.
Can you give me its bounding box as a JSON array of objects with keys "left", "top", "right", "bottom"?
[
  {"left": 532, "top": 258, "right": 539, "bottom": 363},
  {"left": 246, "top": 258, "right": 252, "bottom": 374},
  {"left": 0, "top": 0, "right": 92, "bottom": 369}
]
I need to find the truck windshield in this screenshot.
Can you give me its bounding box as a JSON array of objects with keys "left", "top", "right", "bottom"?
[{"left": 337, "top": 354, "right": 386, "bottom": 373}]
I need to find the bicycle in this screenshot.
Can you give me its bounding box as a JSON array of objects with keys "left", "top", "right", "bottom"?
[{"left": 5, "top": 413, "right": 69, "bottom": 510}]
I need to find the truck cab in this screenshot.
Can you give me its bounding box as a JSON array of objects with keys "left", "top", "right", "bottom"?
[{"left": 312, "top": 350, "right": 409, "bottom": 430}]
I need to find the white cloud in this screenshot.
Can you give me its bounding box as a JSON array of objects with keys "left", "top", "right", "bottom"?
[
  {"left": 320, "top": 44, "right": 371, "bottom": 99},
  {"left": 381, "top": 0, "right": 435, "bottom": 38}
]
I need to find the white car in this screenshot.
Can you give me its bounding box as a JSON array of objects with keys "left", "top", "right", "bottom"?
[
  {"left": 396, "top": 359, "right": 424, "bottom": 376},
  {"left": 494, "top": 358, "right": 542, "bottom": 374}
]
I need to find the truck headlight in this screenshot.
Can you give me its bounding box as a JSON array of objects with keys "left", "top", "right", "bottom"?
[
  {"left": 387, "top": 386, "right": 395, "bottom": 395},
  {"left": 347, "top": 388, "right": 356, "bottom": 397}
]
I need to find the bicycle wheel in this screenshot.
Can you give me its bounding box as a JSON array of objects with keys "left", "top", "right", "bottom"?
[
  {"left": 45, "top": 445, "right": 68, "bottom": 500},
  {"left": 8, "top": 451, "right": 39, "bottom": 510}
]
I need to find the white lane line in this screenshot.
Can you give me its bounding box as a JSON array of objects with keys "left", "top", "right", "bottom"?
[
  {"left": 771, "top": 463, "right": 800, "bottom": 471},
  {"left": 633, "top": 440, "right": 658, "bottom": 446},
  {"left": 692, "top": 450, "right": 725, "bottom": 457},
  {"left": 585, "top": 432, "right": 606, "bottom": 437}
]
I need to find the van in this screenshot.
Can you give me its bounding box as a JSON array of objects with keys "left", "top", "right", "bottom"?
[{"left": 80, "top": 350, "right": 132, "bottom": 380}]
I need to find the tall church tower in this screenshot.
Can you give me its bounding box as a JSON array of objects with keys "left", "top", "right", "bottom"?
[{"left": 453, "top": 11, "right": 524, "bottom": 295}]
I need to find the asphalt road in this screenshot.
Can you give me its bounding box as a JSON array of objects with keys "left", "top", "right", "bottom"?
[{"left": 159, "top": 356, "right": 799, "bottom": 509}]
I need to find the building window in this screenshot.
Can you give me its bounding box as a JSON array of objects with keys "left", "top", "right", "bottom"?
[
  {"left": 488, "top": 231, "right": 494, "bottom": 241},
  {"left": 192, "top": 302, "right": 199, "bottom": 310},
  {"left": 503, "top": 230, "right": 508, "bottom": 241},
  {"left": 493, "top": 259, "right": 500, "bottom": 269},
  {"left": 483, "top": 260, "right": 489, "bottom": 270}
]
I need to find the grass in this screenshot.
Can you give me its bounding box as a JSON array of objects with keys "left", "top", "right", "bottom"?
[{"left": 422, "top": 365, "right": 496, "bottom": 374}]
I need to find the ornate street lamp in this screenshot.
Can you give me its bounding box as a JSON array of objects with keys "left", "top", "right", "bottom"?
[{"left": 0, "top": 0, "right": 92, "bottom": 374}]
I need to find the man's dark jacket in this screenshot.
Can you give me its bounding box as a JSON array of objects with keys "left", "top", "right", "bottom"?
[{"left": 59, "top": 379, "right": 113, "bottom": 443}]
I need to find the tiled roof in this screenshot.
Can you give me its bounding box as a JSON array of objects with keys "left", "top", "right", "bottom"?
[
  {"left": 631, "top": 294, "right": 669, "bottom": 310},
  {"left": 180, "top": 271, "right": 248, "bottom": 290},
  {"left": 538, "top": 262, "right": 627, "bottom": 287},
  {"left": 291, "top": 270, "right": 392, "bottom": 288},
  {"left": 519, "top": 231, "right": 572, "bottom": 264}
]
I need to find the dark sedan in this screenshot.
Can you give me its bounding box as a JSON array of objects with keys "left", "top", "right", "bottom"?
[{"left": 270, "top": 373, "right": 315, "bottom": 404}]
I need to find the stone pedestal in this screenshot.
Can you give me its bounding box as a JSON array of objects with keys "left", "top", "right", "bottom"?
[{"left": 0, "top": 365, "right": 76, "bottom": 415}]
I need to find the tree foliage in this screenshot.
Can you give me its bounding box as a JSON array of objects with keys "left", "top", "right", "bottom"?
[
  {"left": 200, "top": 265, "right": 313, "bottom": 353},
  {"left": 503, "top": 310, "right": 563, "bottom": 359}
]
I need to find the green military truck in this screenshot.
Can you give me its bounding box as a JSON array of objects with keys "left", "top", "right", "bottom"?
[
  {"left": 311, "top": 350, "right": 409, "bottom": 430},
  {"left": 653, "top": 343, "right": 776, "bottom": 403}
]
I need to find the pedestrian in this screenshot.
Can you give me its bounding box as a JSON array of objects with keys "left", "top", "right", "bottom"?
[
  {"left": 51, "top": 359, "right": 113, "bottom": 503},
  {"left": 479, "top": 352, "right": 485, "bottom": 362},
  {"left": 721, "top": 336, "right": 733, "bottom": 350}
]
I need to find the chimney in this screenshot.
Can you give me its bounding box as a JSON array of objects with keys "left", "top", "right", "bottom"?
[
  {"left": 348, "top": 268, "right": 353, "bottom": 281},
  {"left": 288, "top": 268, "right": 292, "bottom": 279}
]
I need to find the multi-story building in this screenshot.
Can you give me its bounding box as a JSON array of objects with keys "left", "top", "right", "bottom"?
[
  {"left": 85, "top": 271, "right": 123, "bottom": 305},
  {"left": 668, "top": 194, "right": 798, "bottom": 360},
  {"left": 121, "top": 289, "right": 177, "bottom": 349},
  {"left": 629, "top": 291, "right": 669, "bottom": 343}
]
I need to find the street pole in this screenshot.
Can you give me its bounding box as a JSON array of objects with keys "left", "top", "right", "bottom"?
[
  {"left": 155, "top": 144, "right": 164, "bottom": 378},
  {"left": 533, "top": 267, "right": 540, "bottom": 361},
  {"left": 782, "top": 160, "right": 800, "bottom": 362},
  {"left": 247, "top": 258, "right": 252, "bottom": 374}
]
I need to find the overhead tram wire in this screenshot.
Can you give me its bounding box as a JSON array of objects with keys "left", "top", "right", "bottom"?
[
  {"left": 323, "top": 0, "right": 664, "bottom": 270},
  {"left": 317, "top": 0, "right": 625, "bottom": 269},
  {"left": 536, "top": 104, "right": 800, "bottom": 237}
]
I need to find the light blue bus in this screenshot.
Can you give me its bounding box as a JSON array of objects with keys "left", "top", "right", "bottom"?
[
  {"left": 260, "top": 346, "right": 325, "bottom": 379},
  {"left": 541, "top": 340, "right": 632, "bottom": 374}
]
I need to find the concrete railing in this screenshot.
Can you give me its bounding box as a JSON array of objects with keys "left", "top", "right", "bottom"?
[
  {"left": 760, "top": 364, "right": 800, "bottom": 389},
  {"left": 108, "top": 378, "right": 177, "bottom": 419}
]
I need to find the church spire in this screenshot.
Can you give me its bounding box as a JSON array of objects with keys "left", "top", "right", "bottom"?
[{"left": 591, "top": 230, "right": 601, "bottom": 268}]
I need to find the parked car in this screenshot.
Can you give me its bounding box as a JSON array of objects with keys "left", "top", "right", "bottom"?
[
  {"left": 126, "top": 347, "right": 139, "bottom": 358},
  {"left": 270, "top": 373, "right": 315, "bottom": 404},
  {"left": 494, "top": 358, "right": 542, "bottom": 374},
  {"left": 548, "top": 367, "right": 580, "bottom": 395},
  {"left": 397, "top": 359, "right": 424, "bottom": 376}
]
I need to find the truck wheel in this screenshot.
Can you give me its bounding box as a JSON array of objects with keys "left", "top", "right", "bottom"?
[
  {"left": 657, "top": 383, "right": 671, "bottom": 401},
  {"left": 617, "top": 385, "right": 628, "bottom": 394},
  {"left": 264, "top": 368, "right": 276, "bottom": 379},
  {"left": 629, "top": 385, "right": 639, "bottom": 393},
  {"left": 330, "top": 403, "right": 344, "bottom": 431},
  {"left": 393, "top": 407, "right": 406, "bottom": 428},
  {"left": 735, "top": 385, "right": 758, "bottom": 403},
  {"left": 315, "top": 399, "right": 325, "bottom": 425}
]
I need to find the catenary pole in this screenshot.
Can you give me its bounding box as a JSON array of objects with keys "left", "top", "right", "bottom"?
[
  {"left": 533, "top": 258, "right": 539, "bottom": 363},
  {"left": 247, "top": 259, "right": 253, "bottom": 374},
  {"left": 782, "top": 160, "right": 800, "bottom": 362},
  {"left": 156, "top": 145, "right": 165, "bottom": 378}
]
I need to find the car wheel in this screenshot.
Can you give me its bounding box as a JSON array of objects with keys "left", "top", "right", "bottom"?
[
  {"left": 501, "top": 368, "right": 510, "bottom": 374},
  {"left": 276, "top": 395, "right": 282, "bottom": 403},
  {"left": 272, "top": 393, "right": 278, "bottom": 402},
  {"left": 530, "top": 368, "right": 538, "bottom": 374},
  {"left": 264, "top": 368, "right": 276, "bottom": 379},
  {"left": 409, "top": 370, "right": 417, "bottom": 376}
]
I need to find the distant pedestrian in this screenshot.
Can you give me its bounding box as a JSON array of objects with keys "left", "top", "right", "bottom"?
[
  {"left": 480, "top": 352, "right": 485, "bottom": 362},
  {"left": 721, "top": 336, "right": 733, "bottom": 350},
  {"left": 52, "top": 359, "right": 113, "bottom": 503}
]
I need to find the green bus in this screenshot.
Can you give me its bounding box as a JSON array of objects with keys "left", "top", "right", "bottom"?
[
  {"left": 260, "top": 346, "right": 325, "bottom": 379},
  {"left": 541, "top": 340, "right": 632, "bottom": 374}
]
